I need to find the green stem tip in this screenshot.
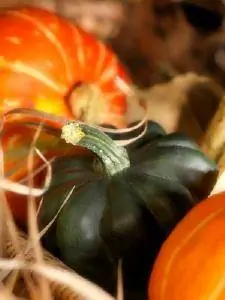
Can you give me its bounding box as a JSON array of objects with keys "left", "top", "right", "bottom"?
[{"left": 61, "top": 121, "right": 130, "bottom": 176}]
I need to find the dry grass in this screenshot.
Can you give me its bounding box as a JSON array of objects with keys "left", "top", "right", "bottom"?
[{"left": 0, "top": 118, "right": 119, "bottom": 300}]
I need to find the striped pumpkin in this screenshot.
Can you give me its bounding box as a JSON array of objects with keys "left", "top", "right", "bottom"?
[{"left": 0, "top": 5, "right": 132, "bottom": 128}]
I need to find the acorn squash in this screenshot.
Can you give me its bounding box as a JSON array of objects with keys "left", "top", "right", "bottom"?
[{"left": 38, "top": 120, "right": 218, "bottom": 297}]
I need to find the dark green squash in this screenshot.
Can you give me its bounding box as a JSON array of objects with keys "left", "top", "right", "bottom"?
[{"left": 38, "top": 120, "right": 218, "bottom": 298}]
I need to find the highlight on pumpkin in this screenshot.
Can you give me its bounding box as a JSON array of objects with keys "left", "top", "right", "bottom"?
[{"left": 0, "top": 5, "right": 148, "bottom": 146}]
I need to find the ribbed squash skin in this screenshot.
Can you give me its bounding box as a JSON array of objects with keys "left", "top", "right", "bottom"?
[{"left": 37, "top": 121, "right": 218, "bottom": 298}]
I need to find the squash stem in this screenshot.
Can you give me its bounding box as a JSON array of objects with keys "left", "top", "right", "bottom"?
[{"left": 61, "top": 121, "right": 131, "bottom": 176}]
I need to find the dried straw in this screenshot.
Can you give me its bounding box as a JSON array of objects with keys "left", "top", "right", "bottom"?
[
  {"left": 3, "top": 228, "right": 83, "bottom": 300},
  {"left": 201, "top": 96, "right": 225, "bottom": 170}
]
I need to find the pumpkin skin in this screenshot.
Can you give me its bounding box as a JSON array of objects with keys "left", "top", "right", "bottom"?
[
  {"left": 37, "top": 120, "right": 218, "bottom": 297},
  {"left": 149, "top": 191, "right": 225, "bottom": 300},
  {"left": 0, "top": 6, "right": 132, "bottom": 128}
]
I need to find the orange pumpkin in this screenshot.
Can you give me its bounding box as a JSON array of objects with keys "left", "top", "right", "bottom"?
[
  {"left": 0, "top": 6, "right": 132, "bottom": 128},
  {"left": 149, "top": 191, "right": 225, "bottom": 300}
]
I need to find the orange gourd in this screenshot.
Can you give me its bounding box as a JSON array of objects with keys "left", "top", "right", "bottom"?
[
  {"left": 0, "top": 6, "right": 132, "bottom": 128},
  {"left": 149, "top": 191, "right": 225, "bottom": 300}
]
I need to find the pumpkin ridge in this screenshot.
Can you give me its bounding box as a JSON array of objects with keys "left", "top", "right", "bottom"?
[
  {"left": 142, "top": 133, "right": 200, "bottom": 150},
  {"left": 7, "top": 10, "right": 73, "bottom": 83},
  {"left": 126, "top": 172, "right": 193, "bottom": 228},
  {"left": 124, "top": 175, "right": 173, "bottom": 225},
  {"left": 207, "top": 272, "right": 225, "bottom": 300},
  {"left": 99, "top": 55, "right": 117, "bottom": 85},
  {"left": 133, "top": 169, "right": 190, "bottom": 193},
  {"left": 137, "top": 169, "right": 181, "bottom": 186},
  {"left": 159, "top": 205, "right": 225, "bottom": 300},
  {"left": 94, "top": 42, "right": 107, "bottom": 80},
  {"left": 71, "top": 25, "right": 85, "bottom": 74},
  {"left": 0, "top": 58, "right": 66, "bottom": 94}
]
